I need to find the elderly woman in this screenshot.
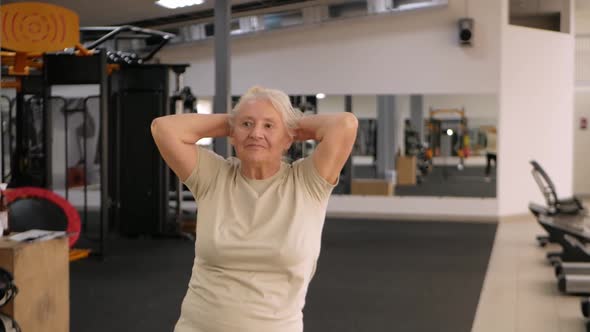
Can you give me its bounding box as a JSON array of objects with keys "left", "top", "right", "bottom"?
[{"left": 151, "top": 86, "right": 358, "bottom": 332}]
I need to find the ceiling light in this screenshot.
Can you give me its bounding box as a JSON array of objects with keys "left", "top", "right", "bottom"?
[
  {"left": 156, "top": 0, "right": 204, "bottom": 9},
  {"left": 446, "top": 129, "right": 454, "bottom": 136},
  {"left": 316, "top": 93, "right": 326, "bottom": 99}
]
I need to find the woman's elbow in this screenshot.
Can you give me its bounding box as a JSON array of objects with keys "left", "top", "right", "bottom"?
[
  {"left": 341, "top": 113, "right": 358, "bottom": 132},
  {"left": 150, "top": 118, "right": 157, "bottom": 133},
  {"left": 151, "top": 117, "right": 164, "bottom": 140}
]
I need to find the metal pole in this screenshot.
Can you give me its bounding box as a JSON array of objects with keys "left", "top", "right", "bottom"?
[
  {"left": 83, "top": 99, "right": 88, "bottom": 233},
  {"left": 0, "top": 97, "right": 5, "bottom": 182},
  {"left": 175, "top": 72, "right": 183, "bottom": 229},
  {"left": 43, "top": 85, "right": 52, "bottom": 188},
  {"left": 376, "top": 96, "right": 396, "bottom": 179},
  {"left": 99, "top": 52, "right": 109, "bottom": 258},
  {"left": 410, "top": 95, "right": 424, "bottom": 143},
  {"left": 213, "top": 0, "right": 231, "bottom": 157},
  {"left": 12, "top": 92, "right": 25, "bottom": 187},
  {"left": 64, "top": 99, "right": 69, "bottom": 200},
  {"left": 342, "top": 95, "right": 353, "bottom": 194},
  {"left": 7, "top": 98, "right": 15, "bottom": 183}
]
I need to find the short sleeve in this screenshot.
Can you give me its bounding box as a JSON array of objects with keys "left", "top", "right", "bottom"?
[
  {"left": 293, "top": 156, "right": 338, "bottom": 203},
  {"left": 183, "top": 146, "right": 226, "bottom": 201}
]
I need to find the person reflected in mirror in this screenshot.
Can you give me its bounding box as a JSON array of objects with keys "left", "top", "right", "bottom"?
[{"left": 484, "top": 126, "right": 497, "bottom": 182}]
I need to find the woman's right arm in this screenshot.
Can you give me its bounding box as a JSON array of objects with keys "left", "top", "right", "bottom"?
[{"left": 151, "top": 114, "right": 231, "bottom": 181}]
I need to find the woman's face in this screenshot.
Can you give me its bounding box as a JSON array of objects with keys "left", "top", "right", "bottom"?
[{"left": 230, "top": 99, "right": 293, "bottom": 165}]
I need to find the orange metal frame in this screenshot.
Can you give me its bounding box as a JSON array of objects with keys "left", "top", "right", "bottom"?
[{"left": 1, "top": 2, "right": 118, "bottom": 92}]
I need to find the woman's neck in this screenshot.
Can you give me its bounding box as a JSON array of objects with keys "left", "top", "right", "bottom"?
[{"left": 240, "top": 160, "right": 282, "bottom": 180}]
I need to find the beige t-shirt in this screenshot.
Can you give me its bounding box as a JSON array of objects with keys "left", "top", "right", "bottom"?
[{"left": 174, "top": 147, "right": 336, "bottom": 332}]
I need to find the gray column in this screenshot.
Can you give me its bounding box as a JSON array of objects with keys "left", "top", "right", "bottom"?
[
  {"left": 410, "top": 95, "right": 424, "bottom": 143},
  {"left": 340, "top": 95, "right": 353, "bottom": 194},
  {"left": 213, "top": 0, "right": 231, "bottom": 157},
  {"left": 376, "top": 95, "right": 397, "bottom": 179}
]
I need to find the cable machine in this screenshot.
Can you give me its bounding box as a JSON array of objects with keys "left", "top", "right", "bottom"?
[{"left": 1, "top": 2, "right": 189, "bottom": 257}]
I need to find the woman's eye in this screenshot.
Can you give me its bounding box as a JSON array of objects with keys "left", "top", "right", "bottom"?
[
  {"left": 242, "top": 121, "right": 252, "bottom": 127},
  {"left": 265, "top": 123, "right": 273, "bottom": 129}
]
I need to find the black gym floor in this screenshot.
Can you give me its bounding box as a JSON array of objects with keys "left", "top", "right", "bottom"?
[{"left": 70, "top": 218, "right": 497, "bottom": 332}]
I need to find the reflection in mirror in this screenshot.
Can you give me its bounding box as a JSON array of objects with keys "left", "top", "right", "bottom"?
[{"left": 315, "top": 94, "right": 498, "bottom": 198}]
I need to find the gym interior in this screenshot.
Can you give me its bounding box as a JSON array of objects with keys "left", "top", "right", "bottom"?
[{"left": 0, "top": 0, "right": 588, "bottom": 331}]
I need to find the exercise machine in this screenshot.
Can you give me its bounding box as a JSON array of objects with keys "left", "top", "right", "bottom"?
[
  {"left": 529, "top": 160, "right": 585, "bottom": 247},
  {"left": 1, "top": 2, "right": 188, "bottom": 257}
]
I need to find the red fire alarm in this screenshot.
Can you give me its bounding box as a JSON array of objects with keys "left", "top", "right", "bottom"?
[{"left": 581, "top": 117, "right": 588, "bottom": 130}]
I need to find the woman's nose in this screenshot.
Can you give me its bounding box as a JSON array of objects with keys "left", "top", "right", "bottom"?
[{"left": 248, "top": 125, "right": 264, "bottom": 138}]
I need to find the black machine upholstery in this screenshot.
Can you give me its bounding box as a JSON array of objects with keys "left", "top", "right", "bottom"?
[
  {"left": 8, "top": 198, "right": 68, "bottom": 233},
  {"left": 530, "top": 160, "right": 584, "bottom": 215},
  {"left": 5, "top": 187, "right": 81, "bottom": 247}
]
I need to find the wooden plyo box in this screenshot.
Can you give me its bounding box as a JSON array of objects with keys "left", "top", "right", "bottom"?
[
  {"left": 0, "top": 237, "right": 69, "bottom": 332},
  {"left": 351, "top": 179, "right": 394, "bottom": 196},
  {"left": 396, "top": 155, "right": 417, "bottom": 186}
]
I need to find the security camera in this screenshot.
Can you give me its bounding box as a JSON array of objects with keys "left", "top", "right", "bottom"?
[{"left": 458, "top": 18, "right": 474, "bottom": 46}]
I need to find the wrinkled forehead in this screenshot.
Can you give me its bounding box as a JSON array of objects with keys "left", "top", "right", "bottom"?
[{"left": 236, "top": 99, "right": 283, "bottom": 121}]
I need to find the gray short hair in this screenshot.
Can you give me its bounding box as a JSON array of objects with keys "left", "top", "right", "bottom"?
[{"left": 229, "top": 86, "right": 303, "bottom": 136}]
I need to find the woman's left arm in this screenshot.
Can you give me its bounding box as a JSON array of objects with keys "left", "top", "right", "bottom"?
[{"left": 296, "top": 113, "right": 359, "bottom": 184}]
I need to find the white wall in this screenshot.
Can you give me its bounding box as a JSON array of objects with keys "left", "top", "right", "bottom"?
[
  {"left": 563, "top": 0, "right": 574, "bottom": 33},
  {"left": 569, "top": 4, "right": 590, "bottom": 195},
  {"left": 573, "top": 9, "right": 590, "bottom": 195},
  {"left": 576, "top": 10, "right": 590, "bottom": 34},
  {"left": 51, "top": 86, "right": 100, "bottom": 98},
  {"left": 352, "top": 96, "right": 377, "bottom": 119},
  {"left": 498, "top": 23, "right": 574, "bottom": 215},
  {"left": 304, "top": 95, "right": 378, "bottom": 118},
  {"left": 574, "top": 89, "right": 590, "bottom": 195},
  {"left": 50, "top": 86, "right": 102, "bottom": 190},
  {"left": 159, "top": 0, "right": 501, "bottom": 96},
  {"left": 317, "top": 96, "right": 345, "bottom": 113},
  {"left": 0, "top": 86, "right": 102, "bottom": 189},
  {"left": 320, "top": 94, "right": 499, "bottom": 129},
  {"left": 317, "top": 95, "right": 379, "bottom": 120},
  {"left": 328, "top": 195, "right": 497, "bottom": 221},
  {"left": 0, "top": 89, "right": 16, "bottom": 99},
  {"left": 196, "top": 98, "right": 214, "bottom": 146}
]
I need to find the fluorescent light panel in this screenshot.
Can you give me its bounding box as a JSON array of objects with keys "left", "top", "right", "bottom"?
[{"left": 156, "top": 0, "right": 204, "bottom": 9}]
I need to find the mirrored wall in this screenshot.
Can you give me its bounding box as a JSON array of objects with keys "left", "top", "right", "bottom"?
[
  {"left": 193, "top": 93, "right": 498, "bottom": 198},
  {"left": 319, "top": 94, "right": 498, "bottom": 198}
]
